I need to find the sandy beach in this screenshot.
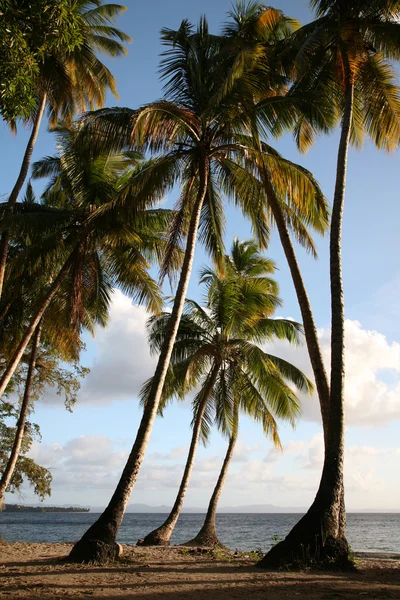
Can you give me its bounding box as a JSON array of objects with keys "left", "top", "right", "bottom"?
[{"left": 0, "top": 542, "right": 399, "bottom": 599}]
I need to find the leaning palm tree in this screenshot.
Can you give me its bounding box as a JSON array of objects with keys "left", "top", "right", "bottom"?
[
  {"left": 69, "top": 12, "right": 330, "bottom": 563},
  {"left": 0, "top": 183, "right": 107, "bottom": 506},
  {"left": 0, "top": 125, "right": 175, "bottom": 399},
  {"left": 258, "top": 0, "right": 400, "bottom": 568},
  {"left": 140, "top": 239, "right": 310, "bottom": 546},
  {"left": 0, "top": 0, "right": 131, "bottom": 298}
]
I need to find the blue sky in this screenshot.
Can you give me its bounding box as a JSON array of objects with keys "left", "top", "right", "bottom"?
[{"left": 3, "top": 0, "right": 400, "bottom": 511}]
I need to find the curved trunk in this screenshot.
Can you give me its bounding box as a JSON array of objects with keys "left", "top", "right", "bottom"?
[
  {"left": 142, "top": 364, "right": 220, "bottom": 546},
  {"left": 0, "top": 93, "right": 47, "bottom": 299},
  {"left": 262, "top": 176, "right": 329, "bottom": 439},
  {"left": 258, "top": 77, "right": 354, "bottom": 570},
  {"left": 184, "top": 430, "right": 237, "bottom": 548},
  {"left": 0, "top": 321, "right": 42, "bottom": 506},
  {"left": 69, "top": 157, "right": 210, "bottom": 564},
  {"left": 0, "top": 251, "right": 75, "bottom": 399}
]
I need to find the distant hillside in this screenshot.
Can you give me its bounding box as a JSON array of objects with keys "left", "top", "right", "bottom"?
[
  {"left": 119, "top": 503, "right": 307, "bottom": 514},
  {"left": 4, "top": 504, "right": 90, "bottom": 513}
]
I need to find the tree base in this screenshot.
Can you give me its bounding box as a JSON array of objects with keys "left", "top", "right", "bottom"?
[
  {"left": 68, "top": 539, "right": 123, "bottom": 564},
  {"left": 141, "top": 528, "right": 171, "bottom": 547},
  {"left": 183, "top": 527, "right": 227, "bottom": 550},
  {"left": 257, "top": 533, "right": 354, "bottom": 571}
]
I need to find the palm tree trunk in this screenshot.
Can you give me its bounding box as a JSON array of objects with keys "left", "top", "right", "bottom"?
[
  {"left": 0, "top": 92, "right": 47, "bottom": 299},
  {"left": 69, "top": 156, "right": 211, "bottom": 564},
  {"left": 263, "top": 173, "right": 346, "bottom": 544},
  {"left": 141, "top": 364, "right": 220, "bottom": 546},
  {"left": 262, "top": 175, "right": 330, "bottom": 439},
  {"left": 0, "top": 252, "right": 74, "bottom": 399},
  {"left": 184, "top": 430, "right": 237, "bottom": 548},
  {"left": 257, "top": 76, "right": 354, "bottom": 570},
  {"left": 0, "top": 321, "right": 42, "bottom": 506},
  {"left": 326, "top": 68, "right": 354, "bottom": 547}
]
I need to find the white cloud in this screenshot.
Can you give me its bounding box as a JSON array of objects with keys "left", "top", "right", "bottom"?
[
  {"left": 20, "top": 430, "right": 400, "bottom": 510},
  {"left": 80, "top": 290, "right": 157, "bottom": 405},
  {"left": 28, "top": 435, "right": 129, "bottom": 491},
  {"left": 220, "top": 435, "right": 400, "bottom": 509},
  {"left": 148, "top": 445, "right": 189, "bottom": 460},
  {"left": 264, "top": 319, "right": 400, "bottom": 426},
  {"left": 38, "top": 290, "right": 156, "bottom": 408}
]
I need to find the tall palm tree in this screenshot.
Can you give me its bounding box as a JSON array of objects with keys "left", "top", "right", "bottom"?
[
  {"left": 221, "top": 2, "right": 333, "bottom": 438},
  {"left": 68, "top": 13, "right": 331, "bottom": 562},
  {"left": 258, "top": 1, "right": 400, "bottom": 568},
  {"left": 0, "top": 126, "right": 174, "bottom": 399},
  {"left": 0, "top": 0, "right": 131, "bottom": 298},
  {"left": 140, "top": 239, "right": 310, "bottom": 546}
]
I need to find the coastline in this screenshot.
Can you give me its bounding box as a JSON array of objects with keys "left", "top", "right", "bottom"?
[{"left": 0, "top": 542, "right": 399, "bottom": 599}]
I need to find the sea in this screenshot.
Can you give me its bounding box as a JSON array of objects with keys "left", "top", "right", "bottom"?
[{"left": 1, "top": 512, "right": 399, "bottom": 554}]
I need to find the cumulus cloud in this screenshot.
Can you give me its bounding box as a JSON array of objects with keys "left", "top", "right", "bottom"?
[
  {"left": 264, "top": 319, "right": 400, "bottom": 426},
  {"left": 28, "top": 436, "right": 129, "bottom": 491},
  {"left": 148, "top": 445, "right": 189, "bottom": 461},
  {"left": 27, "top": 436, "right": 222, "bottom": 495},
  {"left": 220, "top": 435, "right": 400, "bottom": 509},
  {"left": 38, "top": 290, "right": 156, "bottom": 408},
  {"left": 80, "top": 290, "right": 157, "bottom": 405},
  {"left": 38, "top": 288, "right": 400, "bottom": 427}
]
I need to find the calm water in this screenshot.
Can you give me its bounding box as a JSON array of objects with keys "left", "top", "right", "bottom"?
[{"left": 1, "top": 512, "right": 399, "bottom": 553}]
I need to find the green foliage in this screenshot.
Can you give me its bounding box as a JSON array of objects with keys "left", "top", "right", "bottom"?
[
  {"left": 270, "top": 533, "right": 281, "bottom": 548},
  {"left": 0, "top": 402, "right": 51, "bottom": 501},
  {"left": 78, "top": 9, "right": 321, "bottom": 280},
  {"left": 0, "top": 335, "right": 88, "bottom": 500},
  {"left": 289, "top": 0, "right": 400, "bottom": 152},
  {"left": 246, "top": 548, "right": 264, "bottom": 560},
  {"left": 142, "top": 239, "right": 312, "bottom": 446},
  {"left": 0, "top": 0, "right": 84, "bottom": 122},
  {"left": 0, "top": 0, "right": 130, "bottom": 124}
]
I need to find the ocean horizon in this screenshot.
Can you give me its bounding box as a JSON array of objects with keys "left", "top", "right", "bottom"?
[{"left": 1, "top": 512, "right": 399, "bottom": 554}]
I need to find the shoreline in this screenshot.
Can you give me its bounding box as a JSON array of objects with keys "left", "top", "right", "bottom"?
[{"left": 0, "top": 542, "right": 399, "bottom": 599}]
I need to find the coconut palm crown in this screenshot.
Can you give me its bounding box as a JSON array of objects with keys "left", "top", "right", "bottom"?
[
  {"left": 0, "top": 1, "right": 131, "bottom": 300},
  {"left": 0, "top": 124, "right": 177, "bottom": 401}
]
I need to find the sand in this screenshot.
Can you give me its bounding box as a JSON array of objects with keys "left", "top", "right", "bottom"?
[{"left": 0, "top": 542, "right": 399, "bottom": 599}]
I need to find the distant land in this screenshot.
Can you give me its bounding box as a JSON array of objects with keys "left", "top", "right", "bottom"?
[
  {"left": 93, "top": 503, "right": 400, "bottom": 514},
  {"left": 3, "top": 503, "right": 398, "bottom": 514},
  {"left": 122, "top": 503, "right": 307, "bottom": 514},
  {"left": 4, "top": 504, "right": 90, "bottom": 513}
]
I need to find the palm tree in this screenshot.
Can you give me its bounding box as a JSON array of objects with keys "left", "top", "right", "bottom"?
[
  {"left": 0, "top": 0, "right": 131, "bottom": 298},
  {"left": 0, "top": 125, "right": 175, "bottom": 400},
  {"left": 221, "top": 2, "right": 333, "bottom": 437},
  {"left": 140, "top": 239, "right": 310, "bottom": 546},
  {"left": 258, "top": 1, "right": 400, "bottom": 569},
  {"left": 68, "top": 13, "right": 331, "bottom": 562},
  {"left": 0, "top": 182, "right": 106, "bottom": 506}
]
